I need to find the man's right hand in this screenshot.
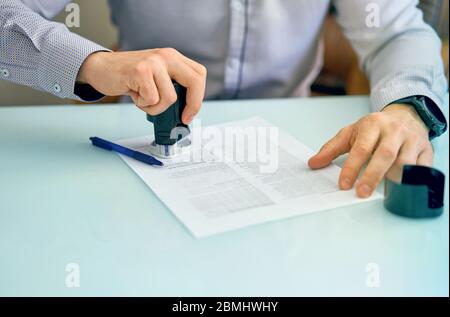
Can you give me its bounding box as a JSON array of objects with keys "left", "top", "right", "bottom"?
[{"left": 77, "top": 48, "right": 207, "bottom": 124}]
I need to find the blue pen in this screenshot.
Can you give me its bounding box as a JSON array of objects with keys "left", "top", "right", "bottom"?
[{"left": 90, "top": 137, "right": 163, "bottom": 166}]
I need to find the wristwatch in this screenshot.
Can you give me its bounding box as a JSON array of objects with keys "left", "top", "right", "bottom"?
[{"left": 391, "top": 95, "right": 447, "bottom": 140}]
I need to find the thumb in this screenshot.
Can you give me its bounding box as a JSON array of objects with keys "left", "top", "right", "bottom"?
[{"left": 308, "top": 126, "right": 353, "bottom": 169}]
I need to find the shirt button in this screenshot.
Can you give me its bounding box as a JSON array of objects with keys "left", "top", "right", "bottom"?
[
  {"left": 232, "top": 0, "right": 244, "bottom": 13},
  {"left": 1, "top": 69, "right": 10, "bottom": 78},
  {"left": 227, "top": 58, "right": 239, "bottom": 68},
  {"left": 53, "top": 83, "right": 62, "bottom": 93}
]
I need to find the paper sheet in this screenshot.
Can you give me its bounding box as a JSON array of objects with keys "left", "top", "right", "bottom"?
[{"left": 117, "top": 117, "right": 382, "bottom": 238}]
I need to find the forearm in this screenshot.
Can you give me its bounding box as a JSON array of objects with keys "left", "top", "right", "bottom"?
[
  {"left": 334, "top": 0, "right": 448, "bottom": 113},
  {"left": 366, "top": 27, "right": 447, "bottom": 113},
  {"left": 0, "top": 0, "right": 109, "bottom": 101}
]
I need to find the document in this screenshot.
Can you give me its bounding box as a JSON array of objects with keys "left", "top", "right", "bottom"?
[{"left": 116, "top": 117, "right": 382, "bottom": 238}]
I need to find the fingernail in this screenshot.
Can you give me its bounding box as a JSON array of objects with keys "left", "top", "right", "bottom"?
[
  {"left": 183, "top": 114, "right": 193, "bottom": 124},
  {"left": 358, "top": 184, "right": 372, "bottom": 198},
  {"left": 340, "top": 178, "right": 352, "bottom": 190}
]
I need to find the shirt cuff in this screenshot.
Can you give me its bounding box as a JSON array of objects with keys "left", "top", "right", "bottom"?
[
  {"left": 370, "top": 66, "right": 447, "bottom": 113},
  {"left": 37, "top": 28, "right": 110, "bottom": 102}
]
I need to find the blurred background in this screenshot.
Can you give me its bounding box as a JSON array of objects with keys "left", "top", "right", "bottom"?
[{"left": 0, "top": 0, "right": 448, "bottom": 106}]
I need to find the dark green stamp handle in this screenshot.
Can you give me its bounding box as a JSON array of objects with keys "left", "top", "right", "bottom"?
[{"left": 146, "top": 82, "right": 189, "bottom": 146}]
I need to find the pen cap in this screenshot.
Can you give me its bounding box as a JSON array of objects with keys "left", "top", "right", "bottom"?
[{"left": 147, "top": 82, "right": 190, "bottom": 145}]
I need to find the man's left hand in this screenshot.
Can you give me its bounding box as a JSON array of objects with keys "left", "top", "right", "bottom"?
[{"left": 308, "top": 104, "right": 433, "bottom": 198}]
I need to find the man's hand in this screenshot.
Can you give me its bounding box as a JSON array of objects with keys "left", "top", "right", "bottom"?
[
  {"left": 77, "top": 48, "right": 207, "bottom": 124},
  {"left": 308, "top": 104, "right": 433, "bottom": 198}
]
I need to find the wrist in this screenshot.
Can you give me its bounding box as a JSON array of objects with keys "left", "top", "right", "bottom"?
[
  {"left": 77, "top": 51, "right": 109, "bottom": 85},
  {"left": 382, "top": 103, "right": 430, "bottom": 131},
  {"left": 382, "top": 103, "right": 415, "bottom": 114},
  {"left": 385, "top": 96, "right": 448, "bottom": 140}
]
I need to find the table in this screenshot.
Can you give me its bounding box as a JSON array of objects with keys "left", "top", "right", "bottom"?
[{"left": 0, "top": 96, "right": 448, "bottom": 296}]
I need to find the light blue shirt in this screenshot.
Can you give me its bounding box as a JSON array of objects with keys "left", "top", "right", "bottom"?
[{"left": 0, "top": 0, "right": 448, "bottom": 113}]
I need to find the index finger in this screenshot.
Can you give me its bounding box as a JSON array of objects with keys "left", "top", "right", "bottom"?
[
  {"left": 308, "top": 127, "right": 353, "bottom": 169},
  {"left": 167, "top": 59, "right": 206, "bottom": 124}
]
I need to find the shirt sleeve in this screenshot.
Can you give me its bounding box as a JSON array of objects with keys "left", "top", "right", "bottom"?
[
  {"left": 333, "top": 0, "right": 448, "bottom": 113},
  {"left": 0, "top": 0, "right": 110, "bottom": 102}
]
